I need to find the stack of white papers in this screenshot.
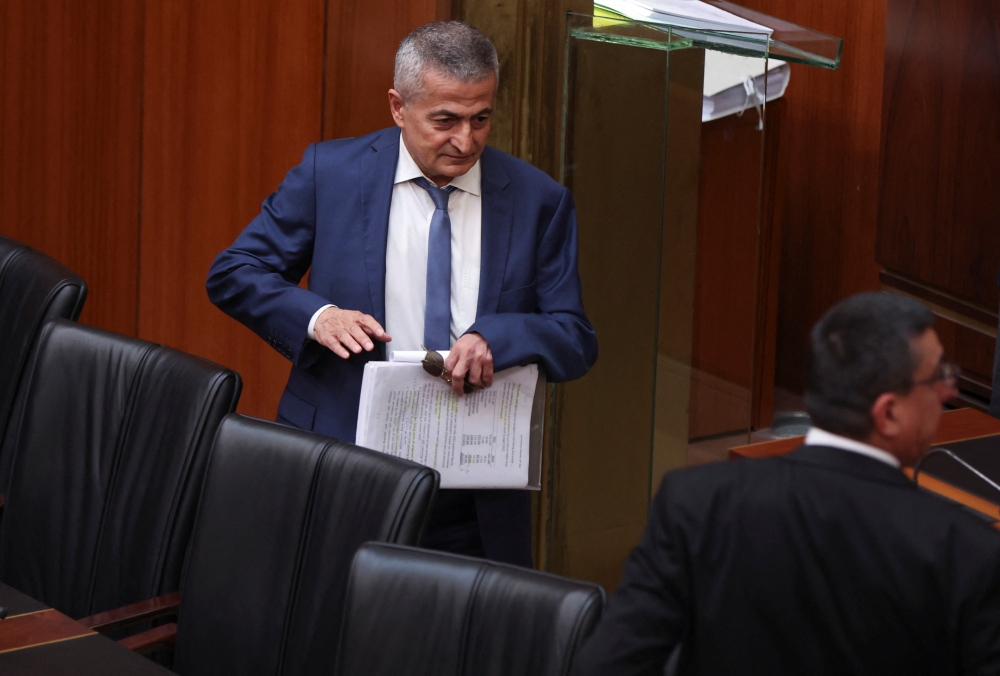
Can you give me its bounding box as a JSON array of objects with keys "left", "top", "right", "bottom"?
[
  {"left": 595, "top": 0, "right": 772, "bottom": 34},
  {"left": 356, "top": 359, "right": 544, "bottom": 489},
  {"left": 702, "top": 51, "right": 789, "bottom": 121}
]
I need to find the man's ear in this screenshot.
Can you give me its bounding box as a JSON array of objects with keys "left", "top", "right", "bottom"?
[
  {"left": 870, "top": 392, "right": 902, "bottom": 440},
  {"left": 388, "top": 89, "right": 406, "bottom": 128}
]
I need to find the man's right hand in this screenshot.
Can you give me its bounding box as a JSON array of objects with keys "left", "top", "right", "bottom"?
[{"left": 313, "top": 307, "right": 391, "bottom": 359}]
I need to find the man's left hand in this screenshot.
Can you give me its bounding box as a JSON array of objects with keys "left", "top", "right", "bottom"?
[{"left": 445, "top": 333, "right": 493, "bottom": 397}]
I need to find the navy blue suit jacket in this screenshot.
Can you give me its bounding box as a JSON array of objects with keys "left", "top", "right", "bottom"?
[{"left": 207, "top": 127, "right": 597, "bottom": 562}]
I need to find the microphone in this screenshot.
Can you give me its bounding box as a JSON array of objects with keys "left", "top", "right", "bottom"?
[{"left": 912, "top": 447, "right": 1000, "bottom": 502}]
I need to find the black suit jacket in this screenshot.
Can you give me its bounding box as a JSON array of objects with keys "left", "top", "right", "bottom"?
[{"left": 575, "top": 446, "right": 1000, "bottom": 675}]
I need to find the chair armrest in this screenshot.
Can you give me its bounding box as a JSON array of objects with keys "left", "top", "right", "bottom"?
[
  {"left": 78, "top": 592, "right": 180, "bottom": 633},
  {"left": 119, "top": 622, "right": 177, "bottom": 654}
]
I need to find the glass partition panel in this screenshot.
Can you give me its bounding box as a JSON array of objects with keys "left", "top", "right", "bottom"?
[{"left": 547, "top": 12, "right": 773, "bottom": 589}]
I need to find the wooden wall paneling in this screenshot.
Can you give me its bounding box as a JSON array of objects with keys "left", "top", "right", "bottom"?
[
  {"left": 323, "top": 0, "right": 449, "bottom": 141},
  {"left": 456, "top": 0, "right": 592, "bottom": 175},
  {"left": 0, "top": 0, "right": 143, "bottom": 337},
  {"left": 948, "top": 0, "right": 1000, "bottom": 311},
  {"left": 877, "top": 0, "right": 945, "bottom": 286},
  {"left": 879, "top": 0, "right": 1000, "bottom": 405},
  {"left": 879, "top": 0, "right": 1000, "bottom": 311},
  {"left": 933, "top": 317, "right": 994, "bottom": 405},
  {"left": 454, "top": 0, "right": 522, "bottom": 156},
  {"left": 140, "top": 0, "right": 326, "bottom": 419},
  {"left": 751, "top": 99, "right": 787, "bottom": 429},
  {"left": 687, "top": 99, "right": 786, "bottom": 436},
  {"left": 881, "top": 270, "right": 998, "bottom": 407},
  {"left": 688, "top": 101, "right": 788, "bottom": 438},
  {"left": 735, "top": 0, "right": 887, "bottom": 394}
]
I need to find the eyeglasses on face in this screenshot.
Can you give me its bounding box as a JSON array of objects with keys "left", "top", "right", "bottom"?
[
  {"left": 421, "top": 347, "right": 478, "bottom": 394},
  {"left": 912, "top": 358, "right": 960, "bottom": 389}
]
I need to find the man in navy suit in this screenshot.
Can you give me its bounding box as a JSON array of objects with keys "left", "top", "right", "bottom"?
[{"left": 206, "top": 22, "right": 597, "bottom": 567}]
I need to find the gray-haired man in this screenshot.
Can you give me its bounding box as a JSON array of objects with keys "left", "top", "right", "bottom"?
[{"left": 207, "top": 21, "right": 598, "bottom": 567}]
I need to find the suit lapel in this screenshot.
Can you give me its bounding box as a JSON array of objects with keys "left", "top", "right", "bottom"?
[
  {"left": 361, "top": 129, "right": 401, "bottom": 327},
  {"left": 477, "top": 147, "right": 513, "bottom": 317}
]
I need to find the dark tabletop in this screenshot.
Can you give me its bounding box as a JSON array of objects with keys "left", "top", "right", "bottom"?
[
  {"left": 0, "top": 583, "right": 46, "bottom": 616},
  {"left": 0, "top": 583, "right": 173, "bottom": 675},
  {"left": 926, "top": 435, "right": 1000, "bottom": 505}
]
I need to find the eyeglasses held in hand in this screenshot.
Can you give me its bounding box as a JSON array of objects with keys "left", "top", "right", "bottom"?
[{"left": 421, "top": 347, "right": 479, "bottom": 394}]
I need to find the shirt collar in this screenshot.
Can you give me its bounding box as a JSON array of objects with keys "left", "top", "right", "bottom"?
[
  {"left": 804, "top": 427, "right": 901, "bottom": 469},
  {"left": 394, "top": 135, "right": 482, "bottom": 197}
]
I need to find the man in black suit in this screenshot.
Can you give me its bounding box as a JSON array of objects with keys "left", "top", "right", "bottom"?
[{"left": 575, "top": 292, "right": 1000, "bottom": 675}]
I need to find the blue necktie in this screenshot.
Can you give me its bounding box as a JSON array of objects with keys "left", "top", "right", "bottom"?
[{"left": 415, "top": 177, "right": 456, "bottom": 350}]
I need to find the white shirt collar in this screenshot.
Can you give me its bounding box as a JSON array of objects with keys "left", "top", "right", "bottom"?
[
  {"left": 804, "top": 427, "right": 901, "bottom": 469},
  {"left": 394, "top": 134, "right": 482, "bottom": 197}
]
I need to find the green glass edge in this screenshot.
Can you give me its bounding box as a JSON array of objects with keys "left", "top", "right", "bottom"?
[{"left": 568, "top": 11, "right": 842, "bottom": 70}]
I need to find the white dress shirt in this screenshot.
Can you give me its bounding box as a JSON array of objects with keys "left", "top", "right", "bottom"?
[
  {"left": 804, "top": 427, "right": 901, "bottom": 469},
  {"left": 308, "top": 138, "right": 482, "bottom": 350}
]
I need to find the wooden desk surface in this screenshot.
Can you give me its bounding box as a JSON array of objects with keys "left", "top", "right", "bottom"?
[
  {"left": 0, "top": 584, "right": 171, "bottom": 675},
  {"left": 730, "top": 408, "right": 1000, "bottom": 460},
  {"left": 728, "top": 408, "right": 1000, "bottom": 524}
]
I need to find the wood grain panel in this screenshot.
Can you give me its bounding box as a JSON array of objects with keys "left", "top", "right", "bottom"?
[
  {"left": 934, "top": 317, "right": 994, "bottom": 406},
  {"left": 689, "top": 99, "right": 785, "bottom": 436},
  {"left": 879, "top": 0, "right": 1000, "bottom": 311},
  {"left": 751, "top": 99, "right": 787, "bottom": 429},
  {"left": 736, "top": 0, "right": 887, "bottom": 394},
  {"left": 730, "top": 407, "right": 1000, "bottom": 459},
  {"left": 690, "top": 109, "right": 763, "bottom": 436},
  {"left": 456, "top": 0, "right": 591, "bottom": 175},
  {"left": 139, "top": 0, "right": 325, "bottom": 419},
  {"left": 0, "top": 609, "right": 93, "bottom": 654},
  {"left": 456, "top": 0, "right": 521, "bottom": 155},
  {"left": 0, "top": 0, "right": 143, "bottom": 336},
  {"left": 881, "top": 270, "right": 998, "bottom": 329},
  {"left": 881, "top": 271, "right": 997, "bottom": 407},
  {"left": 323, "top": 0, "right": 448, "bottom": 141},
  {"left": 877, "top": 0, "right": 944, "bottom": 286}
]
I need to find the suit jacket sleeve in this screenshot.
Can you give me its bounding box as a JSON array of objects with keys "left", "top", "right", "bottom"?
[
  {"left": 573, "top": 475, "right": 689, "bottom": 676},
  {"left": 959, "top": 530, "right": 1000, "bottom": 674},
  {"left": 467, "top": 188, "right": 597, "bottom": 382},
  {"left": 206, "top": 144, "right": 331, "bottom": 367}
]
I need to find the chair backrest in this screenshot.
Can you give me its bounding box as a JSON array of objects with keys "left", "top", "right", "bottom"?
[
  {"left": 335, "top": 543, "right": 605, "bottom": 676},
  {"left": 0, "top": 235, "right": 87, "bottom": 494},
  {"left": 0, "top": 320, "right": 241, "bottom": 619},
  {"left": 172, "top": 415, "right": 439, "bottom": 676}
]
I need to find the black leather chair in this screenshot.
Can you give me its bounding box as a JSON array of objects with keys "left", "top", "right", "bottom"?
[
  {"left": 0, "top": 319, "right": 241, "bottom": 620},
  {"left": 335, "top": 543, "right": 605, "bottom": 676},
  {"left": 105, "top": 414, "right": 438, "bottom": 675},
  {"left": 0, "top": 235, "right": 87, "bottom": 496}
]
